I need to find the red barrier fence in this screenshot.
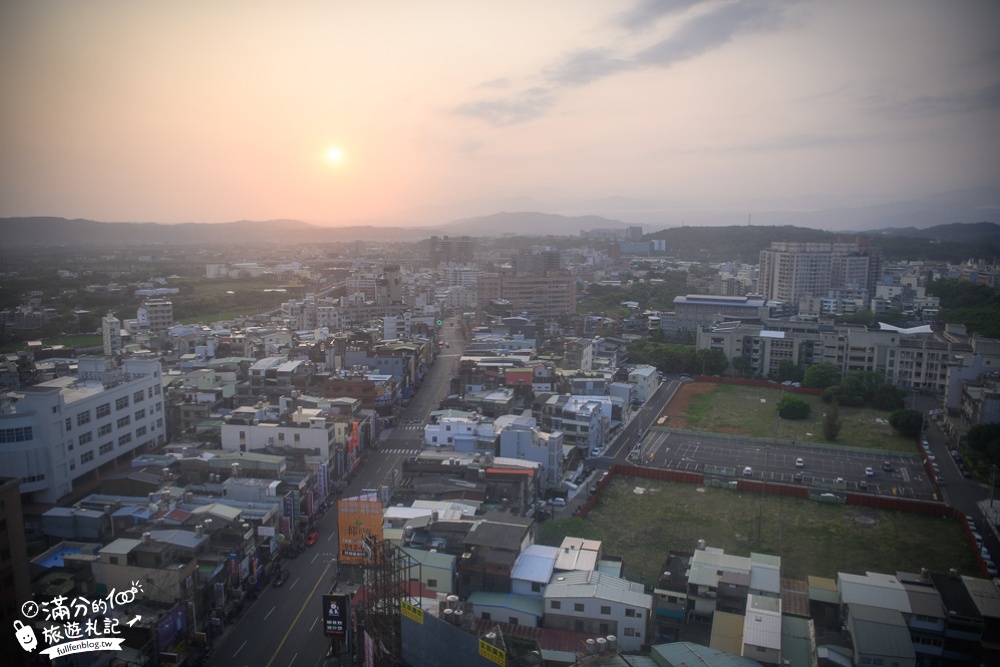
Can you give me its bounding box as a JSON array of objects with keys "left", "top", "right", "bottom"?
[{"left": 693, "top": 375, "right": 824, "bottom": 396}]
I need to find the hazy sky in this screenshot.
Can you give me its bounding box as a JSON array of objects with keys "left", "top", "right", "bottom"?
[{"left": 2, "top": 1, "right": 998, "bottom": 227}]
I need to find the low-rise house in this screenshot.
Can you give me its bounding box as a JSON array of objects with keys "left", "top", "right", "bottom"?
[{"left": 542, "top": 569, "right": 653, "bottom": 652}]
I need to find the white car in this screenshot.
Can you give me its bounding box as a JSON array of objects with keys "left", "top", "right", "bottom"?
[
  {"left": 591, "top": 446, "right": 603, "bottom": 457},
  {"left": 865, "top": 467, "right": 875, "bottom": 477},
  {"left": 743, "top": 466, "right": 753, "bottom": 477},
  {"left": 549, "top": 497, "right": 567, "bottom": 507},
  {"left": 795, "top": 457, "right": 805, "bottom": 468}
]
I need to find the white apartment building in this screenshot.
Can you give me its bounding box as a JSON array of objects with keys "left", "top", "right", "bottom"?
[
  {"left": 219, "top": 406, "right": 343, "bottom": 466},
  {"left": 543, "top": 569, "right": 653, "bottom": 652},
  {"left": 0, "top": 356, "right": 166, "bottom": 504},
  {"left": 423, "top": 411, "right": 497, "bottom": 454},
  {"left": 496, "top": 414, "right": 565, "bottom": 488}
]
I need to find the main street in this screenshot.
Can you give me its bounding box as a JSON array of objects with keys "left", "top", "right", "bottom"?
[{"left": 205, "top": 317, "right": 465, "bottom": 667}]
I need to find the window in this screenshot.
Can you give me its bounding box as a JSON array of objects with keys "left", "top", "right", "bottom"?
[
  {"left": 427, "top": 579, "right": 437, "bottom": 588},
  {"left": 69, "top": 462, "right": 75, "bottom": 471},
  {"left": 99, "top": 424, "right": 112, "bottom": 437},
  {"left": 133, "top": 390, "right": 145, "bottom": 403},
  {"left": 136, "top": 426, "right": 147, "bottom": 437},
  {"left": 600, "top": 605, "right": 611, "bottom": 615},
  {"left": 623, "top": 628, "right": 638, "bottom": 637},
  {"left": 115, "top": 396, "right": 129, "bottom": 410},
  {"left": 148, "top": 387, "right": 154, "bottom": 399},
  {"left": 117, "top": 416, "right": 131, "bottom": 428},
  {"left": 0, "top": 427, "right": 33, "bottom": 443},
  {"left": 481, "top": 612, "right": 491, "bottom": 620},
  {"left": 118, "top": 434, "right": 132, "bottom": 447},
  {"left": 156, "top": 418, "right": 163, "bottom": 429},
  {"left": 81, "top": 451, "right": 94, "bottom": 464},
  {"left": 625, "top": 608, "right": 637, "bottom": 617},
  {"left": 99, "top": 442, "right": 113, "bottom": 455},
  {"left": 154, "top": 384, "right": 160, "bottom": 395},
  {"left": 574, "top": 603, "right": 584, "bottom": 613},
  {"left": 531, "top": 582, "right": 542, "bottom": 593},
  {"left": 135, "top": 409, "right": 145, "bottom": 421},
  {"left": 155, "top": 402, "right": 162, "bottom": 412},
  {"left": 78, "top": 432, "right": 93, "bottom": 445},
  {"left": 509, "top": 617, "right": 519, "bottom": 626},
  {"left": 550, "top": 601, "right": 561, "bottom": 610},
  {"left": 77, "top": 411, "right": 91, "bottom": 426},
  {"left": 96, "top": 403, "right": 111, "bottom": 418},
  {"left": 599, "top": 623, "right": 609, "bottom": 634},
  {"left": 65, "top": 418, "right": 72, "bottom": 431}
]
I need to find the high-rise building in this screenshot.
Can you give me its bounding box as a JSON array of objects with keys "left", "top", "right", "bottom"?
[
  {"left": 102, "top": 312, "right": 122, "bottom": 356},
  {"left": 0, "top": 356, "right": 166, "bottom": 504},
  {"left": 758, "top": 238, "right": 881, "bottom": 309},
  {"left": 428, "top": 236, "right": 475, "bottom": 267},
  {"left": 137, "top": 298, "right": 173, "bottom": 335},
  {"left": 477, "top": 271, "right": 577, "bottom": 316}
]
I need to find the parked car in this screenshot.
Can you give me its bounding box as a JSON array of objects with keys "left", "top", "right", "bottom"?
[
  {"left": 795, "top": 457, "right": 805, "bottom": 468},
  {"left": 865, "top": 467, "right": 874, "bottom": 477},
  {"left": 305, "top": 531, "right": 319, "bottom": 547},
  {"left": 743, "top": 466, "right": 753, "bottom": 477},
  {"left": 591, "top": 446, "right": 603, "bottom": 457},
  {"left": 549, "top": 497, "right": 567, "bottom": 507},
  {"left": 273, "top": 570, "right": 290, "bottom": 587},
  {"left": 882, "top": 461, "right": 893, "bottom": 472}
]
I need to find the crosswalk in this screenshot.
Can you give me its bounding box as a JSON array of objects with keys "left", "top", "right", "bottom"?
[
  {"left": 376, "top": 448, "right": 422, "bottom": 456},
  {"left": 392, "top": 425, "right": 425, "bottom": 431}
]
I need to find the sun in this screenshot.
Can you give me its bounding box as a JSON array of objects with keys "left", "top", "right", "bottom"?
[{"left": 325, "top": 147, "right": 344, "bottom": 163}]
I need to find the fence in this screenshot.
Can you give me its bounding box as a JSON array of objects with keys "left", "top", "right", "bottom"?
[{"left": 693, "top": 375, "right": 824, "bottom": 396}]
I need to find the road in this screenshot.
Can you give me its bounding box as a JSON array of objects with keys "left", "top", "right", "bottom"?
[{"left": 205, "top": 316, "right": 466, "bottom": 667}]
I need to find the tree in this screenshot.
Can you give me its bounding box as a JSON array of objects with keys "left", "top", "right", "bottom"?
[
  {"left": 822, "top": 401, "right": 842, "bottom": 441},
  {"left": 870, "top": 384, "right": 905, "bottom": 411},
  {"left": 803, "top": 362, "right": 840, "bottom": 389},
  {"left": 967, "top": 423, "right": 1000, "bottom": 466},
  {"left": 888, "top": 409, "right": 924, "bottom": 439},
  {"left": 774, "top": 360, "right": 803, "bottom": 383},
  {"left": 777, "top": 394, "right": 811, "bottom": 420},
  {"left": 731, "top": 356, "right": 753, "bottom": 379}
]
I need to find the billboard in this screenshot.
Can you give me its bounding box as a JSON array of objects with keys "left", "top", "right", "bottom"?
[
  {"left": 322, "top": 593, "right": 350, "bottom": 637},
  {"left": 337, "top": 494, "right": 382, "bottom": 564}
]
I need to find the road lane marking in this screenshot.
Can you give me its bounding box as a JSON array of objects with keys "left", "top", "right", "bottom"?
[
  {"left": 290, "top": 577, "right": 299, "bottom": 589},
  {"left": 264, "top": 606, "right": 275, "bottom": 620},
  {"left": 234, "top": 640, "right": 247, "bottom": 657},
  {"left": 310, "top": 616, "right": 319, "bottom": 632},
  {"left": 265, "top": 561, "right": 333, "bottom": 667},
  {"left": 311, "top": 553, "right": 319, "bottom": 564}
]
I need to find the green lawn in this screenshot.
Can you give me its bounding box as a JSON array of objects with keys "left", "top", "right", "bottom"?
[
  {"left": 0, "top": 334, "right": 103, "bottom": 354},
  {"left": 574, "top": 475, "right": 980, "bottom": 584},
  {"left": 679, "top": 383, "right": 917, "bottom": 452}
]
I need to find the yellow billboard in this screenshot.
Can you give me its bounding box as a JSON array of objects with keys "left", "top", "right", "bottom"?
[{"left": 337, "top": 495, "right": 383, "bottom": 564}]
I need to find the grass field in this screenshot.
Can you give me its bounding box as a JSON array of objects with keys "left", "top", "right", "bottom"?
[
  {"left": 580, "top": 475, "right": 979, "bottom": 584},
  {"left": 677, "top": 383, "right": 917, "bottom": 452}
]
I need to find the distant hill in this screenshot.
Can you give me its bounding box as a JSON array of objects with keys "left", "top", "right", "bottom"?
[
  {"left": 648, "top": 222, "right": 1000, "bottom": 263},
  {"left": 440, "top": 211, "right": 632, "bottom": 237},
  {"left": 0, "top": 217, "right": 433, "bottom": 247}
]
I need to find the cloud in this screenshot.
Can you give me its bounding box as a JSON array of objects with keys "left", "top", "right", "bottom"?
[
  {"left": 455, "top": 0, "right": 791, "bottom": 126},
  {"left": 617, "top": 0, "right": 703, "bottom": 32},
  {"left": 635, "top": 1, "right": 785, "bottom": 67},
  {"left": 453, "top": 88, "right": 555, "bottom": 126},
  {"left": 872, "top": 80, "right": 1000, "bottom": 118},
  {"left": 544, "top": 48, "right": 632, "bottom": 86}
]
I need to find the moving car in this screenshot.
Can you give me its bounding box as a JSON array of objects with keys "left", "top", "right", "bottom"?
[
  {"left": 795, "top": 457, "right": 805, "bottom": 468},
  {"left": 273, "top": 570, "right": 290, "bottom": 587},
  {"left": 743, "top": 466, "right": 753, "bottom": 477},
  {"left": 865, "top": 466, "right": 874, "bottom": 477},
  {"left": 305, "top": 531, "right": 319, "bottom": 547}
]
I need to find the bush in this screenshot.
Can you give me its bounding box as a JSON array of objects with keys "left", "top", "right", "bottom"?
[
  {"left": 888, "top": 409, "right": 924, "bottom": 439},
  {"left": 777, "top": 394, "right": 812, "bottom": 420}
]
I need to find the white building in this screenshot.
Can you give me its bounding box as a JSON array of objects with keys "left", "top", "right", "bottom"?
[
  {"left": 0, "top": 356, "right": 166, "bottom": 504},
  {"left": 423, "top": 411, "right": 496, "bottom": 454},
  {"left": 137, "top": 298, "right": 173, "bottom": 335},
  {"left": 496, "top": 414, "right": 564, "bottom": 488},
  {"left": 102, "top": 313, "right": 122, "bottom": 356},
  {"left": 627, "top": 365, "right": 660, "bottom": 403},
  {"left": 543, "top": 569, "right": 653, "bottom": 652}
]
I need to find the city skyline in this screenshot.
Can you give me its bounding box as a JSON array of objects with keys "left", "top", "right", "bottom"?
[{"left": 2, "top": 1, "right": 999, "bottom": 227}]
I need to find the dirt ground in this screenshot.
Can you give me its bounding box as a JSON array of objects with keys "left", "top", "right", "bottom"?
[{"left": 659, "top": 381, "right": 715, "bottom": 429}]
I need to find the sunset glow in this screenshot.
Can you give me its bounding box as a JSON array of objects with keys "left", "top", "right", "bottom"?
[{"left": 0, "top": 2, "right": 997, "bottom": 226}]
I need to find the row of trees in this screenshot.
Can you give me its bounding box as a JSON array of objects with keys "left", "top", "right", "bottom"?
[{"left": 626, "top": 340, "right": 729, "bottom": 376}]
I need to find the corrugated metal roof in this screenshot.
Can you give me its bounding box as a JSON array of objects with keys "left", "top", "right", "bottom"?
[
  {"left": 709, "top": 610, "right": 745, "bottom": 655},
  {"left": 962, "top": 575, "right": 1000, "bottom": 619},
  {"left": 652, "top": 640, "right": 764, "bottom": 667},
  {"left": 468, "top": 592, "right": 543, "bottom": 618},
  {"left": 544, "top": 570, "right": 651, "bottom": 609},
  {"left": 742, "top": 595, "right": 782, "bottom": 650},
  {"left": 838, "top": 572, "right": 911, "bottom": 612},
  {"left": 511, "top": 544, "right": 559, "bottom": 583}
]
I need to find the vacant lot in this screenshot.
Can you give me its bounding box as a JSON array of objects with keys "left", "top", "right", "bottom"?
[
  {"left": 665, "top": 382, "right": 917, "bottom": 452},
  {"left": 583, "top": 475, "right": 979, "bottom": 584}
]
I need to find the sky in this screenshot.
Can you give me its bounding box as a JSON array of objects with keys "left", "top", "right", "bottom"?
[{"left": 2, "top": 0, "right": 999, "bottom": 228}]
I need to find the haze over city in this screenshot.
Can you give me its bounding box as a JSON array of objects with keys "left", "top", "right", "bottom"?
[{"left": 2, "top": 0, "right": 999, "bottom": 228}]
